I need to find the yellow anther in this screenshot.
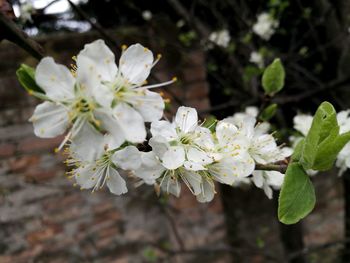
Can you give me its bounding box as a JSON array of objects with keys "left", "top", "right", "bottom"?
[
  {"left": 144, "top": 47, "right": 149, "bottom": 52},
  {"left": 172, "top": 76, "right": 178, "bottom": 82},
  {"left": 121, "top": 44, "right": 127, "bottom": 50},
  {"left": 157, "top": 53, "right": 162, "bottom": 59},
  {"left": 72, "top": 56, "right": 77, "bottom": 61},
  {"left": 54, "top": 148, "right": 59, "bottom": 153},
  {"left": 164, "top": 98, "right": 171, "bottom": 103},
  {"left": 28, "top": 90, "right": 33, "bottom": 96}
]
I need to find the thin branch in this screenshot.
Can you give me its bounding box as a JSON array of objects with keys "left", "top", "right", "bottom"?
[
  {"left": 67, "top": 0, "right": 120, "bottom": 49},
  {"left": 0, "top": 11, "right": 44, "bottom": 60},
  {"left": 255, "top": 163, "right": 288, "bottom": 173}
]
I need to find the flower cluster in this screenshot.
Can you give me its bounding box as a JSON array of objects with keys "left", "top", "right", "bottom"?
[
  {"left": 252, "top": 13, "right": 279, "bottom": 41},
  {"left": 208, "top": 29, "right": 231, "bottom": 48},
  {"left": 292, "top": 110, "right": 350, "bottom": 176},
  {"left": 27, "top": 39, "right": 289, "bottom": 202},
  {"left": 132, "top": 106, "right": 290, "bottom": 201}
]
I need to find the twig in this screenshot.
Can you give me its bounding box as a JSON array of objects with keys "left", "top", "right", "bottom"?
[
  {"left": 158, "top": 201, "right": 185, "bottom": 250},
  {"left": 67, "top": 0, "right": 119, "bottom": 49},
  {"left": 255, "top": 163, "right": 288, "bottom": 173},
  {"left": 0, "top": 11, "right": 44, "bottom": 60}
]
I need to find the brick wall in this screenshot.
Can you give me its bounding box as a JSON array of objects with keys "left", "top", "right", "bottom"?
[{"left": 0, "top": 31, "right": 228, "bottom": 263}]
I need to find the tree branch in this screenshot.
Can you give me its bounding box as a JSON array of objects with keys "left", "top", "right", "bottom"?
[
  {"left": 0, "top": 11, "right": 44, "bottom": 60},
  {"left": 255, "top": 163, "right": 288, "bottom": 173}
]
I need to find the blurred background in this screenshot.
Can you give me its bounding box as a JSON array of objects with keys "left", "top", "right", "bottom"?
[{"left": 1, "top": 0, "right": 350, "bottom": 262}]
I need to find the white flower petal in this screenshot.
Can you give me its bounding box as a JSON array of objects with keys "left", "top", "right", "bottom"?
[
  {"left": 182, "top": 170, "right": 202, "bottom": 195},
  {"left": 193, "top": 127, "right": 215, "bottom": 149},
  {"left": 74, "top": 164, "right": 97, "bottom": 190},
  {"left": 30, "top": 101, "right": 69, "bottom": 138},
  {"left": 134, "top": 152, "right": 165, "bottom": 184},
  {"left": 112, "top": 146, "right": 141, "bottom": 170},
  {"left": 263, "top": 184, "right": 273, "bottom": 199},
  {"left": 120, "top": 43, "right": 154, "bottom": 84},
  {"left": 162, "top": 146, "right": 185, "bottom": 170},
  {"left": 77, "top": 39, "right": 117, "bottom": 82},
  {"left": 150, "top": 120, "right": 177, "bottom": 140},
  {"left": 293, "top": 114, "right": 313, "bottom": 136},
  {"left": 95, "top": 110, "right": 125, "bottom": 148},
  {"left": 113, "top": 103, "right": 146, "bottom": 143},
  {"left": 183, "top": 161, "right": 206, "bottom": 171},
  {"left": 252, "top": 171, "right": 264, "bottom": 188},
  {"left": 69, "top": 122, "right": 105, "bottom": 161},
  {"left": 131, "top": 90, "right": 164, "bottom": 122},
  {"left": 35, "top": 57, "right": 75, "bottom": 100},
  {"left": 196, "top": 178, "right": 215, "bottom": 203},
  {"left": 175, "top": 106, "right": 198, "bottom": 133},
  {"left": 106, "top": 167, "right": 128, "bottom": 195},
  {"left": 149, "top": 136, "right": 169, "bottom": 158},
  {"left": 215, "top": 121, "right": 238, "bottom": 147},
  {"left": 187, "top": 147, "right": 213, "bottom": 165},
  {"left": 265, "top": 171, "right": 285, "bottom": 188},
  {"left": 161, "top": 175, "right": 181, "bottom": 197}
]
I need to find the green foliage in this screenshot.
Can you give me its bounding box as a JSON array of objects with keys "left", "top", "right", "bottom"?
[
  {"left": 259, "top": 103, "right": 277, "bottom": 121},
  {"left": 178, "top": 31, "right": 197, "bottom": 47},
  {"left": 279, "top": 102, "right": 350, "bottom": 225},
  {"left": 278, "top": 163, "right": 316, "bottom": 224},
  {"left": 142, "top": 247, "right": 158, "bottom": 262},
  {"left": 300, "top": 102, "right": 349, "bottom": 171},
  {"left": 262, "top": 58, "right": 285, "bottom": 96},
  {"left": 243, "top": 65, "right": 262, "bottom": 83},
  {"left": 16, "top": 64, "right": 44, "bottom": 95}
]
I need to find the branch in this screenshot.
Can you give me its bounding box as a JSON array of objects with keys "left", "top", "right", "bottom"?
[
  {"left": 0, "top": 11, "right": 44, "bottom": 60},
  {"left": 67, "top": 0, "right": 119, "bottom": 49},
  {"left": 255, "top": 163, "right": 288, "bottom": 173}
]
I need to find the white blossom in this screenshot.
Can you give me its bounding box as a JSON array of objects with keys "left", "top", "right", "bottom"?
[
  {"left": 249, "top": 51, "right": 264, "bottom": 68},
  {"left": 29, "top": 39, "right": 175, "bottom": 150},
  {"left": 142, "top": 10, "right": 152, "bottom": 21},
  {"left": 252, "top": 170, "right": 285, "bottom": 199},
  {"left": 252, "top": 13, "right": 279, "bottom": 41},
  {"left": 209, "top": 29, "right": 231, "bottom": 48},
  {"left": 19, "top": 3, "right": 34, "bottom": 23},
  {"left": 66, "top": 124, "right": 141, "bottom": 195}
]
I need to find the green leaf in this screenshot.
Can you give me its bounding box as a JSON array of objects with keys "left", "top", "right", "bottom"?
[
  {"left": 278, "top": 163, "right": 316, "bottom": 224},
  {"left": 262, "top": 58, "right": 285, "bottom": 95},
  {"left": 16, "top": 64, "right": 44, "bottom": 94},
  {"left": 291, "top": 138, "right": 304, "bottom": 162},
  {"left": 300, "top": 102, "right": 338, "bottom": 170},
  {"left": 313, "top": 131, "right": 350, "bottom": 171},
  {"left": 259, "top": 103, "right": 277, "bottom": 121}
]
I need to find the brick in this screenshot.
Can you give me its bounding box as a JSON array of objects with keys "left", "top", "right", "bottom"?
[
  {"left": 26, "top": 225, "right": 61, "bottom": 244},
  {"left": 0, "top": 143, "right": 16, "bottom": 158},
  {"left": 25, "top": 168, "right": 58, "bottom": 182},
  {"left": 0, "top": 124, "right": 33, "bottom": 141},
  {"left": 187, "top": 98, "right": 210, "bottom": 111},
  {"left": 182, "top": 66, "right": 207, "bottom": 83},
  {"left": 17, "top": 136, "right": 63, "bottom": 153},
  {"left": 9, "top": 155, "right": 40, "bottom": 172},
  {"left": 185, "top": 50, "right": 205, "bottom": 66},
  {"left": 185, "top": 82, "right": 209, "bottom": 100}
]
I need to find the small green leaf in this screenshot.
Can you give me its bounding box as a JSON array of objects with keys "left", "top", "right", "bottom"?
[
  {"left": 291, "top": 138, "right": 304, "bottom": 162},
  {"left": 16, "top": 64, "right": 44, "bottom": 94},
  {"left": 278, "top": 163, "right": 316, "bottom": 224},
  {"left": 142, "top": 247, "right": 158, "bottom": 262},
  {"left": 313, "top": 131, "right": 350, "bottom": 171},
  {"left": 259, "top": 103, "right": 277, "bottom": 121},
  {"left": 300, "top": 102, "right": 338, "bottom": 170},
  {"left": 262, "top": 58, "right": 285, "bottom": 95}
]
